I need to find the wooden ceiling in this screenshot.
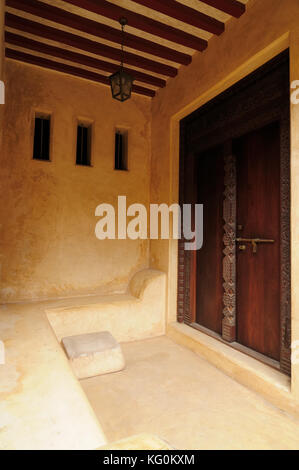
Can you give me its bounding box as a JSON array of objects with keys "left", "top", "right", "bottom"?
[{"left": 4, "top": 0, "right": 248, "bottom": 98}]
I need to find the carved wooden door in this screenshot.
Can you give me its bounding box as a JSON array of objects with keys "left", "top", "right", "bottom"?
[
  {"left": 196, "top": 122, "right": 281, "bottom": 361},
  {"left": 180, "top": 51, "right": 290, "bottom": 373},
  {"left": 196, "top": 145, "right": 224, "bottom": 334},
  {"left": 235, "top": 122, "right": 281, "bottom": 360}
]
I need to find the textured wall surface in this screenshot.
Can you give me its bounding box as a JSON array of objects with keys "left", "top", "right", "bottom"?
[
  {"left": 0, "top": 0, "right": 4, "bottom": 174},
  {"left": 0, "top": 0, "right": 3, "bottom": 79},
  {"left": 0, "top": 60, "right": 152, "bottom": 302}
]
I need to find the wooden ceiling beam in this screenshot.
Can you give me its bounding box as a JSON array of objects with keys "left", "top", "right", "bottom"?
[
  {"left": 6, "top": 0, "right": 193, "bottom": 64},
  {"left": 132, "top": 0, "right": 224, "bottom": 35},
  {"left": 5, "top": 48, "right": 156, "bottom": 97},
  {"left": 63, "top": 0, "right": 208, "bottom": 51},
  {"left": 5, "top": 31, "right": 166, "bottom": 88},
  {"left": 5, "top": 13, "right": 178, "bottom": 77},
  {"left": 199, "top": 0, "right": 246, "bottom": 18}
]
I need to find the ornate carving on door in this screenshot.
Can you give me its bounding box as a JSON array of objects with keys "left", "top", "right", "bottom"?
[{"left": 222, "top": 153, "right": 237, "bottom": 343}]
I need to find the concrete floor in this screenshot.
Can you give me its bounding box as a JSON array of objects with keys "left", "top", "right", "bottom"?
[{"left": 81, "top": 337, "right": 299, "bottom": 450}]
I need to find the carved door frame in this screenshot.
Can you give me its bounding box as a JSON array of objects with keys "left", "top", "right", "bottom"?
[{"left": 177, "top": 50, "right": 291, "bottom": 375}]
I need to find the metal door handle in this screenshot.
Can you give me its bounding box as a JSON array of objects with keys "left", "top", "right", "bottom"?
[{"left": 236, "top": 238, "right": 275, "bottom": 254}]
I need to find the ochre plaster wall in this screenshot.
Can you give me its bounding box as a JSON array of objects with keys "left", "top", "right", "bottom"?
[
  {"left": 150, "top": 0, "right": 299, "bottom": 399},
  {"left": 0, "top": 60, "right": 152, "bottom": 302},
  {"left": 0, "top": 0, "right": 4, "bottom": 80},
  {"left": 0, "top": 0, "right": 4, "bottom": 164}
]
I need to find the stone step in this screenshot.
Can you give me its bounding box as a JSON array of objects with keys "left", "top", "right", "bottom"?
[{"left": 62, "top": 331, "right": 125, "bottom": 379}]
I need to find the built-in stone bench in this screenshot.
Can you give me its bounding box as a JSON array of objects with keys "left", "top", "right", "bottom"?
[
  {"left": 46, "top": 269, "right": 166, "bottom": 344},
  {"left": 62, "top": 331, "right": 125, "bottom": 379},
  {"left": 0, "top": 302, "right": 107, "bottom": 450},
  {"left": 0, "top": 269, "right": 167, "bottom": 449}
]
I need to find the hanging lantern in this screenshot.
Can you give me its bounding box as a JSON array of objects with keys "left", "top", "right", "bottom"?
[{"left": 109, "top": 18, "right": 134, "bottom": 102}]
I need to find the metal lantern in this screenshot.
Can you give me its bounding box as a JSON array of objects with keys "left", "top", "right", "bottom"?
[{"left": 109, "top": 18, "right": 134, "bottom": 102}]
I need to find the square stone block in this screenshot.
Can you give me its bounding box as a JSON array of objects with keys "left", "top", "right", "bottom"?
[{"left": 62, "top": 331, "right": 125, "bottom": 379}]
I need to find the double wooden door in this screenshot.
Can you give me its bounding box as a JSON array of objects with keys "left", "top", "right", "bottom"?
[{"left": 196, "top": 122, "right": 281, "bottom": 361}]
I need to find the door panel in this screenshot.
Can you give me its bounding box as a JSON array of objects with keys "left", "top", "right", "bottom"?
[
  {"left": 196, "top": 146, "right": 224, "bottom": 334},
  {"left": 235, "top": 122, "right": 281, "bottom": 360}
]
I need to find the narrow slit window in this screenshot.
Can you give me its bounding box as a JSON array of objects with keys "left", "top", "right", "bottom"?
[
  {"left": 115, "top": 130, "right": 128, "bottom": 171},
  {"left": 76, "top": 124, "right": 92, "bottom": 166},
  {"left": 33, "top": 115, "right": 50, "bottom": 161}
]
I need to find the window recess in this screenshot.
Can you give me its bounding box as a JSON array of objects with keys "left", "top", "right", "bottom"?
[
  {"left": 33, "top": 114, "right": 51, "bottom": 161},
  {"left": 76, "top": 123, "right": 92, "bottom": 166},
  {"left": 115, "top": 130, "right": 128, "bottom": 171}
]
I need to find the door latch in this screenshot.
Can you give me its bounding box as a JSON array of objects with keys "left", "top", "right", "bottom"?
[{"left": 236, "top": 238, "right": 275, "bottom": 254}]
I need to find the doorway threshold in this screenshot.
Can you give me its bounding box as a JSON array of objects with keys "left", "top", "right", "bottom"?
[
  {"left": 166, "top": 322, "right": 299, "bottom": 419},
  {"left": 190, "top": 322, "right": 280, "bottom": 371}
]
